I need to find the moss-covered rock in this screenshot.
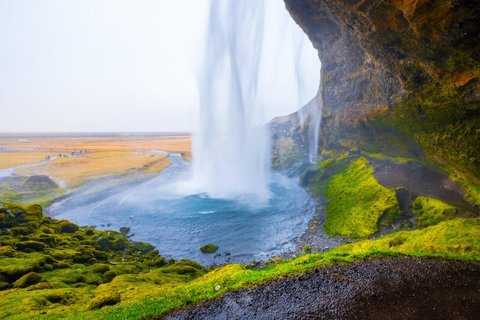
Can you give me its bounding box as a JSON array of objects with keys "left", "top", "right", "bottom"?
[
  {"left": 0, "top": 246, "right": 15, "bottom": 257},
  {"left": 0, "top": 281, "right": 10, "bottom": 291},
  {"left": 85, "top": 227, "right": 95, "bottom": 236},
  {"left": 16, "top": 241, "right": 47, "bottom": 252},
  {"left": 119, "top": 227, "right": 130, "bottom": 235},
  {"left": 413, "top": 197, "right": 459, "bottom": 228},
  {"left": 72, "top": 250, "right": 95, "bottom": 264},
  {"left": 323, "top": 157, "right": 400, "bottom": 238},
  {"left": 86, "top": 292, "right": 121, "bottom": 310},
  {"left": 200, "top": 243, "right": 219, "bottom": 254},
  {"left": 129, "top": 241, "right": 155, "bottom": 254},
  {"left": 13, "top": 272, "right": 43, "bottom": 288},
  {"left": 59, "top": 221, "right": 79, "bottom": 233},
  {"left": 93, "top": 264, "right": 110, "bottom": 274},
  {"left": 103, "top": 270, "right": 118, "bottom": 283}
]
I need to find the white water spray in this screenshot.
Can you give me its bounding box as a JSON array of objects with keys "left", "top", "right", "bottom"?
[
  {"left": 294, "top": 31, "right": 322, "bottom": 163},
  {"left": 193, "top": 0, "right": 270, "bottom": 201}
]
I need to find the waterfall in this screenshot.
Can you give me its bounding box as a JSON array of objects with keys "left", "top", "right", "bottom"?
[
  {"left": 192, "top": 0, "right": 270, "bottom": 202},
  {"left": 294, "top": 31, "right": 322, "bottom": 163}
]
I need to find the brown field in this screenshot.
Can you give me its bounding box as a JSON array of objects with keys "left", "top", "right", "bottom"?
[
  {"left": 15, "top": 154, "right": 170, "bottom": 188},
  {"left": 0, "top": 151, "right": 53, "bottom": 169},
  {"left": 0, "top": 134, "right": 190, "bottom": 188},
  {"left": 0, "top": 135, "right": 191, "bottom": 154}
]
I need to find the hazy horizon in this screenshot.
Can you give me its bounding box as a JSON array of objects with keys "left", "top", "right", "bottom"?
[{"left": 1, "top": 0, "right": 320, "bottom": 133}]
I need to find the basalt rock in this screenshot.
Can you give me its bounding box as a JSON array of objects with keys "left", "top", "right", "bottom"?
[{"left": 281, "top": 0, "right": 480, "bottom": 181}]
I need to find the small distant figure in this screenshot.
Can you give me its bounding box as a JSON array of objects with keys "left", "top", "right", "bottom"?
[
  {"left": 58, "top": 153, "right": 62, "bottom": 158},
  {"left": 348, "top": 148, "right": 361, "bottom": 155},
  {"left": 129, "top": 215, "right": 134, "bottom": 220}
]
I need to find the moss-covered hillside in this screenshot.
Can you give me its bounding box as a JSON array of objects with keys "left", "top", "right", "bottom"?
[{"left": 0, "top": 203, "right": 208, "bottom": 319}]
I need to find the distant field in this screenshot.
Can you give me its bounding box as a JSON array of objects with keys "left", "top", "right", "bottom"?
[
  {"left": 0, "top": 134, "right": 191, "bottom": 154},
  {"left": 15, "top": 154, "right": 170, "bottom": 188},
  {"left": 0, "top": 134, "right": 189, "bottom": 190},
  {"left": 0, "top": 151, "right": 53, "bottom": 169}
]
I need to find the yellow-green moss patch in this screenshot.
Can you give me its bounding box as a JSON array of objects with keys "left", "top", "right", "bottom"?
[
  {"left": 413, "top": 197, "right": 458, "bottom": 228},
  {"left": 323, "top": 157, "right": 400, "bottom": 238}
]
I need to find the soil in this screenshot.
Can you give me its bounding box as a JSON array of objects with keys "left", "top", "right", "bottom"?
[
  {"left": 166, "top": 256, "right": 480, "bottom": 320},
  {"left": 367, "top": 157, "right": 478, "bottom": 214}
]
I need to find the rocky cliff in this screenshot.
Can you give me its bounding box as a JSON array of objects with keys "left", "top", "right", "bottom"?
[{"left": 280, "top": 0, "right": 480, "bottom": 182}]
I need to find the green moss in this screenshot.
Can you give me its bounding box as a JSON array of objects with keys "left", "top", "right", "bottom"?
[
  {"left": 85, "top": 227, "right": 95, "bottom": 236},
  {"left": 93, "top": 264, "right": 110, "bottom": 274},
  {"left": 87, "top": 292, "right": 121, "bottom": 310},
  {"left": 103, "top": 270, "right": 118, "bottom": 282},
  {"left": 54, "top": 269, "right": 85, "bottom": 284},
  {"left": 334, "top": 217, "right": 480, "bottom": 258},
  {"left": 17, "top": 241, "right": 47, "bottom": 252},
  {"left": 323, "top": 157, "right": 400, "bottom": 238},
  {"left": 200, "top": 243, "right": 219, "bottom": 253},
  {"left": 60, "top": 221, "right": 79, "bottom": 233},
  {"left": 129, "top": 241, "right": 155, "bottom": 254},
  {"left": 413, "top": 197, "right": 458, "bottom": 228},
  {"left": 455, "top": 178, "right": 480, "bottom": 206},
  {"left": 13, "top": 272, "right": 44, "bottom": 288},
  {"left": 0, "top": 282, "right": 10, "bottom": 291}
]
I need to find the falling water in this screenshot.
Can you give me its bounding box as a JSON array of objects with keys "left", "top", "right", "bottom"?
[
  {"left": 193, "top": 0, "right": 270, "bottom": 202},
  {"left": 294, "top": 30, "right": 322, "bottom": 163}
]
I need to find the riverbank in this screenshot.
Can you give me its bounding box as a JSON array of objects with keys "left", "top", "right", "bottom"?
[{"left": 0, "top": 134, "right": 191, "bottom": 207}]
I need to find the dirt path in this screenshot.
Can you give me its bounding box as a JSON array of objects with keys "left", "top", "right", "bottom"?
[{"left": 166, "top": 256, "right": 480, "bottom": 320}]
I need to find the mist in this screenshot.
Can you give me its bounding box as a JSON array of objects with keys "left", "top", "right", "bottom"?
[{"left": 0, "top": 0, "right": 319, "bottom": 133}]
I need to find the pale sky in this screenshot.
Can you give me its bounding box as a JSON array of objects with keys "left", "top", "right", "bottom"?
[{"left": 0, "top": 0, "right": 320, "bottom": 133}]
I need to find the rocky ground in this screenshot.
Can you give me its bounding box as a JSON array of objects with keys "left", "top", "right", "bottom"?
[{"left": 167, "top": 256, "right": 480, "bottom": 320}]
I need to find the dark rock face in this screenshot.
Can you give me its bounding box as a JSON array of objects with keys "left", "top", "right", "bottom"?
[
  {"left": 279, "top": 0, "right": 480, "bottom": 181},
  {"left": 167, "top": 257, "right": 480, "bottom": 320}
]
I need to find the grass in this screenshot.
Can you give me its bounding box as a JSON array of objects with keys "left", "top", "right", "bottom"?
[
  {"left": 0, "top": 152, "right": 53, "bottom": 170},
  {"left": 323, "top": 157, "right": 400, "bottom": 238}
]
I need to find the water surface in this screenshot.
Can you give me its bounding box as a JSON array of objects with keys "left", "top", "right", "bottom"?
[{"left": 47, "top": 154, "right": 316, "bottom": 265}]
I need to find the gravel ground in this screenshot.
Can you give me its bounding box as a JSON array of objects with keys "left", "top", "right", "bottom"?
[{"left": 166, "top": 256, "right": 480, "bottom": 319}]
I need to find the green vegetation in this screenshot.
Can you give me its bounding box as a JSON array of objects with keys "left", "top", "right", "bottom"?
[
  {"left": 1, "top": 191, "right": 479, "bottom": 319},
  {"left": 0, "top": 176, "right": 66, "bottom": 207},
  {"left": 1, "top": 152, "right": 479, "bottom": 319},
  {"left": 0, "top": 202, "right": 208, "bottom": 319},
  {"left": 362, "top": 152, "right": 413, "bottom": 164},
  {"left": 323, "top": 157, "right": 400, "bottom": 238},
  {"left": 456, "top": 179, "right": 480, "bottom": 206},
  {"left": 413, "top": 197, "right": 458, "bottom": 228},
  {"left": 200, "top": 244, "right": 219, "bottom": 254},
  {"left": 334, "top": 218, "right": 480, "bottom": 258}
]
